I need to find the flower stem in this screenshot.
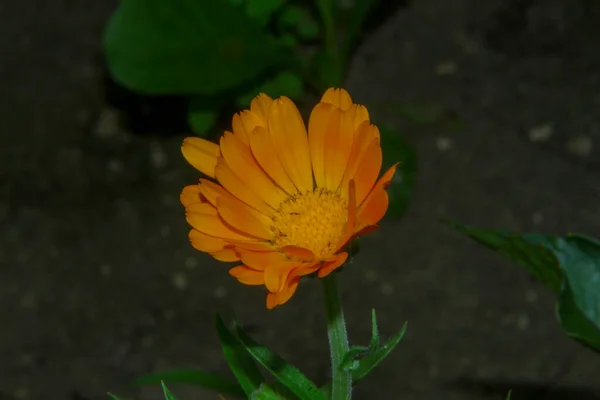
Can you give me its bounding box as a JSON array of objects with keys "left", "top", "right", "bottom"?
[
  {"left": 315, "top": 0, "right": 343, "bottom": 87},
  {"left": 322, "top": 274, "right": 352, "bottom": 400}
]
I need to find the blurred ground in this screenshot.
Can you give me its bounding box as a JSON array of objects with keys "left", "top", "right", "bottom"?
[{"left": 2, "top": 0, "right": 600, "bottom": 399}]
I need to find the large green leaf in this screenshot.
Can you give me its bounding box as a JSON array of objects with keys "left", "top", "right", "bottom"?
[
  {"left": 236, "top": 71, "right": 303, "bottom": 107},
  {"left": 216, "top": 315, "right": 265, "bottom": 396},
  {"left": 447, "top": 222, "right": 600, "bottom": 352},
  {"left": 234, "top": 322, "right": 326, "bottom": 400},
  {"left": 445, "top": 221, "right": 562, "bottom": 293},
  {"left": 104, "top": 0, "right": 293, "bottom": 95},
  {"left": 133, "top": 369, "right": 245, "bottom": 397},
  {"left": 378, "top": 125, "right": 417, "bottom": 218},
  {"left": 549, "top": 235, "right": 600, "bottom": 351}
]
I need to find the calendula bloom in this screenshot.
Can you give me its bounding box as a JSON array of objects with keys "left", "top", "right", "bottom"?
[{"left": 181, "top": 88, "right": 397, "bottom": 309}]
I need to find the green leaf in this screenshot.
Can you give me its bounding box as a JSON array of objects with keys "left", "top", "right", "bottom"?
[
  {"left": 236, "top": 71, "right": 303, "bottom": 107},
  {"left": 234, "top": 322, "right": 326, "bottom": 400},
  {"left": 187, "top": 97, "right": 218, "bottom": 136},
  {"left": 550, "top": 235, "right": 600, "bottom": 351},
  {"left": 340, "top": 0, "right": 381, "bottom": 61},
  {"left": 107, "top": 394, "right": 130, "bottom": 400},
  {"left": 444, "top": 221, "right": 563, "bottom": 293},
  {"left": 278, "top": 4, "right": 320, "bottom": 40},
  {"left": 246, "top": 0, "right": 285, "bottom": 26},
  {"left": 446, "top": 223, "right": 600, "bottom": 352},
  {"left": 133, "top": 369, "right": 245, "bottom": 398},
  {"left": 351, "top": 322, "right": 408, "bottom": 382},
  {"left": 104, "top": 0, "right": 293, "bottom": 95},
  {"left": 506, "top": 390, "right": 512, "bottom": 400},
  {"left": 161, "top": 382, "right": 178, "bottom": 400},
  {"left": 378, "top": 125, "right": 417, "bottom": 218},
  {"left": 319, "top": 382, "right": 332, "bottom": 399},
  {"left": 340, "top": 310, "right": 381, "bottom": 372},
  {"left": 250, "top": 383, "right": 286, "bottom": 400},
  {"left": 216, "top": 315, "right": 265, "bottom": 396}
]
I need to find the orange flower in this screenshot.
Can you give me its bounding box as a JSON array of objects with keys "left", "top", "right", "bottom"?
[{"left": 181, "top": 88, "right": 397, "bottom": 309}]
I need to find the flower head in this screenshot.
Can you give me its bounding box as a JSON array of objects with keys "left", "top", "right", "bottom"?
[{"left": 181, "top": 88, "right": 397, "bottom": 308}]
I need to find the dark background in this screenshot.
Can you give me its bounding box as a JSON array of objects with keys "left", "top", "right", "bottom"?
[{"left": 2, "top": 0, "right": 600, "bottom": 399}]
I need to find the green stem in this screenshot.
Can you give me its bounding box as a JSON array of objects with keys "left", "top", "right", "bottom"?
[
  {"left": 322, "top": 274, "right": 352, "bottom": 400},
  {"left": 315, "top": 0, "right": 343, "bottom": 87}
]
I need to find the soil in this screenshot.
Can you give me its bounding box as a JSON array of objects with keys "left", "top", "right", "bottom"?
[{"left": 2, "top": 0, "right": 600, "bottom": 399}]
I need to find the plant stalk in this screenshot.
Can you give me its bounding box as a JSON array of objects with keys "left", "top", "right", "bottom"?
[{"left": 322, "top": 274, "right": 352, "bottom": 400}]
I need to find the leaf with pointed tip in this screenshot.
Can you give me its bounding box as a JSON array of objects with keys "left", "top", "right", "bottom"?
[
  {"left": 250, "top": 383, "right": 286, "bottom": 400},
  {"left": 161, "top": 382, "right": 179, "bottom": 400},
  {"left": 133, "top": 369, "right": 245, "bottom": 397},
  {"left": 234, "top": 322, "right": 326, "bottom": 400},
  {"left": 446, "top": 222, "right": 600, "bottom": 353},
  {"left": 351, "top": 322, "right": 408, "bottom": 382},
  {"left": 216, "top": 315, "right": 265, "bottom": 396},
  {"left": 107, "top": 394, "right": 130, "bottom": 400}
]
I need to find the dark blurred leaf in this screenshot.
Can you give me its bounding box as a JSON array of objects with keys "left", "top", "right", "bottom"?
[
  {"left": 216, "top": 315, "right": 265, "bottom": 396},
  {"left": 234, "top": 322, "right": 326, "bottom": 400},
  {"left": 378, "top": 125, "right": 417, "bottom": 218},
  {"left": 133, "top": 369, "right": 245, "bottom": 397},
  {"left": 104, "top": 0, "right": 293, "bottom": 95},
  {"left": 339, "top": 0, "right": 381, "bottom": 62},
  {"left": 246, "top": 0, "right": 285, "bottom": 26},
  {"left": 236, "top": 71, "right": 303, "bottom": 107},
  {"left": 446, "top": 222, "right": 600, "bottom": 352},
  {"left": 278, "top": 4, "right": 320, "bottom": 40},
  {"left": 188, "top": 97, "right": 218, "bottom": 136},
  {"left": 161, "top": 382, "right": 179, "bottom": 400}
]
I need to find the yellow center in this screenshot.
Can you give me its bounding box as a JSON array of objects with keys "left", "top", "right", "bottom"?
[{"left": 271, "top": 189, "right": 348, "bottom": 259}]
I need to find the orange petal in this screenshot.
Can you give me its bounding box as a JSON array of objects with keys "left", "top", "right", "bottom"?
[
  {"left": 308, "top": 103, "right": 336, "bottom": 189},
  {"left": 214, "top": 157, "right": 273, "bottom": 216},
  {"left": 212, "top": 248, "right": 240, "bottom": 262},
  {"left": 220, "top": 131, "right": 287, "bottom": 209},
  {"left": 266, "top": 277, "right": 300, "bottom": 309},
  {"left": 186, "top": 203, "right": 255, "bottom": 241},
  {"left": 232, "top": 110, "right": 265, "bottom": 145},
  {"left": 230, "top": 266, "right": 265, "bottom": 285},
  {"left": 216, "top": 195, "right": 273, "bottom": 240},
  {"left": 318, "top": 252, "right": 348, "bottom": 278},
  {"left": 240, "top": 250, "right": 288, "bottom": 271},
  {"left": 198, "top": 178, "right": 230, "bottom": 207},
  {"left": 230, "top": 241, "right": 275, "bottom": 252},
  {"left": 268, "top": 97, "right": 313, "bottom": 192},
  {"left": 264, "top": 261, "right": 301, "bottom": 292},
  {"left": 353, "top": 140, "right": 382, "bottom": 206},
  {"left": 281, "top": 245, "right": 315, "bottom": 262},
  {"left": 181, "top": 137, "right": 220, "bottom": 178},
  {"left": 323, "top": 107, "right": 355, "bottom": 191},
  {"left": 250, "top": 93, "right": 273, "bottom": 123},
  {"left": 180, "top": 184, "right": 203, "bottom": 207},
  {"left": 339, "top": 122, "right": 379, "bottom": 199},
  {"left": 249, "top": 126, "right": 298, "bottom": 195},
  {"left": 376, "top": 163, "right": 399, "bottom": 190},
  {"left": 356, "top": 187, "right": 389, "bottom": 232},
  {"left": 189, "top": 229, "right": 227, "bottom": 253},
  {"left": 346, "top": 104, "right": 370, "bottom": 128},
  {"left": 320, "top": 88, "right": 353, "bottom": 110}
]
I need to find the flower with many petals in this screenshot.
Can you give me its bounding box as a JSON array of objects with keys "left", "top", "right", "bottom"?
[{"left": 180, "top": 88, "right": 396, "bottom": 308}]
